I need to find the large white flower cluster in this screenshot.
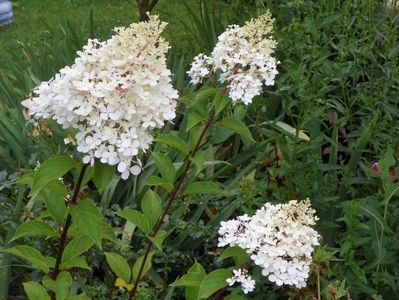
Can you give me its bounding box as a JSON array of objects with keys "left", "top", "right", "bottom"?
[
  {"left": 187, "top": 12, "right": 278, "bottom": 105},
  {"left": 226, "top": 268, "right": 255, "bottom": 294},
  {"left": 218, "top": 199, "right": 319, "bottom": 291},
  {"left": 22, "top": 15, "right": 178, "bottom": 179}
]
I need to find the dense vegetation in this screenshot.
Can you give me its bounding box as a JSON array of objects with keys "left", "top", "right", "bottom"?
[{"left": 1, "top": 0, "right": 399, "bottom": 299}]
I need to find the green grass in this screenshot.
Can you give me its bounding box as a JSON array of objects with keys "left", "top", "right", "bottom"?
[{"left": 0, "top": 0, "right": 198, "bottom": 61}]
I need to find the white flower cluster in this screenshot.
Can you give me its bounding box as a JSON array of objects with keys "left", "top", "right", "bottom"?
[
  {"left": 226, "top": 268, "right": 255, "bottom": 294},
  {"left": 218, "top": 199, "right": 319, "bottom": 290},
  {"left": 22, "top": 15, "right": 178, "bottom": 179},
  {"left": 187, "top": 12, "right": 278, "bottom": 105}
]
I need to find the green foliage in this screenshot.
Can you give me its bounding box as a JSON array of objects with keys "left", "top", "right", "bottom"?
[
  {"left": 70, "top": 200, "right": 103, "bottom": 248},
  {"left": 172, "top": 262, "right": 231, "bottom": 300},
  {"left": 1, "top": 0, "right": 399, "bottom": 299},
  {"left": 29, "top": 156, "right": 78, "bottom": 197},
  {"left": 1, "top": 245, "right": 52, "bottom": 273},
  {"left": 42, "top": 271, "right": 73, "bottom": 300},
  {"left": 104, "top": 252, "right": 131, "bottom": 283},
  {"left": 23, "top": 281, "right": 50, "bottom": 300}
]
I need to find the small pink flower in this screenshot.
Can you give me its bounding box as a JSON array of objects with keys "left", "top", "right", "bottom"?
[
  {"left": 371, "top": 162, "right": 398, "bottom": 183},
  {"left": 372, "top": 162, "right": 381, "bottom": 176}
]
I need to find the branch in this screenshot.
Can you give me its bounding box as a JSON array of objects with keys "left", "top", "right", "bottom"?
[
  {"left": 51, "top": 164, "right": 88, "bottom": 279},
  {"left": 129, "top": 109, "right": 216, "bottom": 298}
]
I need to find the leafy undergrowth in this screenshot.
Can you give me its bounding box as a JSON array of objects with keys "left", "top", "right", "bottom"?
[{"left": 1, "top": 0, "right": 399, "bottom": 299}]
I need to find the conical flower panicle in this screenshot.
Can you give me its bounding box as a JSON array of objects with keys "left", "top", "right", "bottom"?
[
  {"left": 219, "top": 199, "right": 320, "bottom": 292},
  {"left": 23, "top": 15, "right": 178, "bottom": 179},
  {"left": 188, "top": 11, "right": 278, "bottom": 105}
]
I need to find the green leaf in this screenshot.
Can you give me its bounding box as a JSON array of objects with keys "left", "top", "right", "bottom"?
[
  {"left": 172, "top": 272, "right": 205, "bottom": 287},
  {"left": 61, "top": 235, "right": 94, "bottom": 267},
  {"left": 152, "top": 152, "right": 176, "bottom": 183},
  {"left": 267, "top": 121, "right": 310, "bottom": 142},
  {"left": 70, "top": 200, "right": 103, "bottom": 248},
  {"left": 132, "top": 252, "right": 155, "bottom": 282},
  {"left": 41, "top": 189, "right": 68, "bottom": 226},
  {"left": 197, "top": 269, "right": 231, "bottom": 299},
  {"left": 185, "top": 286, "right": 200, "bottom": 300},
  {"left": 104, "top": 252, "right": 131, "bottom": 283},
  {"left": 156, "top": 134, "right": 189, "bottom": 156},
  {"left": 67, "top": 293, "right": 91, "bottom": 300},
  {"left": 187, "top": 111, "right": 206, "bottom": 132},
  {"left": 101, "top": 222, "right": 118, "bottom": 243},
  {"left": 149, "top": 230, "right": 167, "bottom": 251},
  {"left": 219, "top": 246, "right": 249, "bottom": 267},
  {"left": 30, "top": 156, "right": 79, "bottom": 198},
  {"left": 141, "top": 190, "right": 162, "bottom": 228},
  {"left": 1, "top": 245, "right": 50, "bottom": 273},
  {"left": 117, "top": 209, "right": 150, "bottom": 234},
  {"left": 43, "top": 271, "right": 73, "bottom": 300},
  {"left": 145, "top": 176, "right": 174, "bottom": 192},
  {"left": 183, "top": 182, "right": 223, "bottom": 196},
  {"left": 23, "top": 281, "right": 50, "bottom": 300},
  {"left": 60, "top": 256, "right": 90, "bottom": 270},
  {"left": 194, "top": 87, "right": 217, "bottom": 103},
  {"left": 171, "top": 261, "right": 206, "bottom": 287},
  {"left": 192, "top": 87, "right": 217, "bottom": 116},
  {"left": 213, "top": 93, "right": 229, "bottom": 116},
  {"left": 11, "top": 220, "right": 58, "bottom": 242},
  {"left": 218, "top": 119, "right": 254, "bottom": 142},
  {"left": 224, "top": 296, "right": 246, "bottom": 300},
  {"left": 93, "top": 161, "right": 115, "bottom": 192}
]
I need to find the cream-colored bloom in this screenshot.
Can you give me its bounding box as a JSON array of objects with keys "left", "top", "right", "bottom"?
[
  {"left": 218, "top": 199, "right": 320, "bottom": 289},
  {"left": 23, "top": 15, "right": 178, "bottom": 179},
  {"left": 188, "top": 12, "right": 278, "bottom": 104}
]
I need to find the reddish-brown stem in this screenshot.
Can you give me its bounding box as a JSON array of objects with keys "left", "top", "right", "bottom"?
[
  {"left": 51, "top": 164, "right": 88, "bottom": 280},
  {"left": 129, "top": 109, "right": 216, "bottom": 299}
]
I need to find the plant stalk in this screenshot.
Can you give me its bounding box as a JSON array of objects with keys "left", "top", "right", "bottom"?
[
  {"left": 51, "top": 164, "right": 88, "bottom": 280},
  {"left": 129, "top": 109, "right": 216, "bottom": 298}
]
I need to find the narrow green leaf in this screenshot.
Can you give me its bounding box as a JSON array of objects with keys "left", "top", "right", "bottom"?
[
  {"left": 218, "top": 119, "right": 254, "bottom": 142},
  {"left": 23, "top": 281, "right": 50, "bottom": 300},
  {"left": 60, "top": 256, "right": 90, "bottom": 270},
  {"left": 30, "top": 156, "right": 79, "bottom": 198},
  {"left": 68, "top": 293, "right": 92, "bottom": 300},
  {"left": 152, "top": 152, "right": 176, "bottom": 183},
  {"left": 213, "top": 93, "right": 229, "bottom": 116},
  {"left": 61, "top": 235, "right": 94, "bottom": 266},
  {"left": 93, "top": 161, "right": 115, "bottom": 192},
  {"left": 67, "top": 293, "right": 91, "bottom": 300},
  {"left": 171, "top": 261, "right": 206, "bottom": 287},
  {"left": 149, "top": 230, "right": 167, "bottom": 251},
  {"left": 11, "top": 220, "right": 58, "bottom": 242},
  {"left": 186, "top": 286, "right": 200, "bottom": 300},
  {"left": 224, "top": 295, "right": 246, "bottom": 300},
  {"left": 101, "top": 222, "right": 118, "bottom": 243},
  {"left": 197, "top": 269, "right": 231, "bottom": 299},
  {"left": 171, "top": 272, "right": 205, "bottom": 287},
  {"left": 70, "top": 200, "right": 102, "bottom": 248},
  {"left": 141, "top": 190, "right": 162, "bottom": 228},
  {"left": 117, "top": 209, "right": 150, "bottom": 234},
  {"left": 41, "top": 189, "right": 68, "bottom": 226},
  {"left": 145, "top": 176, "right": 174, "bottom": 192},
  {"left": 132, "top": 252, "right": 155, "bottom": 282},
  {"left": 104, "top": 252, "right": 131, "bottom": 283},
  {"left": 187, "top": 111, "right": 206, "bottom": 132},
  {"left": 156, "top": 134, "right": 189, "bottom": 155},
  {"left": 219, "top": 246, "right": 249, "bottom": 266},
  {"left": 1, "top": 245, "right": 50, "bottom": 273},
  {"left": 42, "top": 271, "right": 72, "bottom": 300},
  {"left": 266, "top": 121, "right": 310, "bottom": 142},
  {"left": 219, "top": 247, "right": 247, "bottom": 261},
  {"left": 194, "top": 87, "right": 217, "bottom": 104},
  {"left": 183, "top": 182, "right": 223, "bottom": 196}
]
